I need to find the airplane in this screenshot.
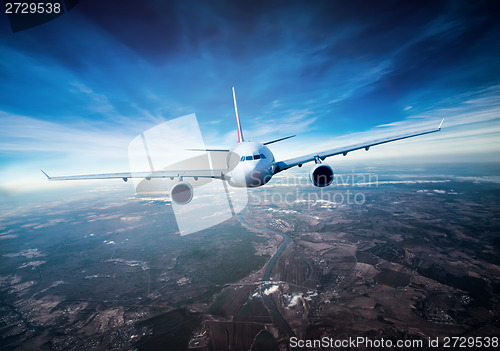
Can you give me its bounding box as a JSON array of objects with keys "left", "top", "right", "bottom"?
[{"left": 42, "top": 87, "right": 444, "bottom": 205}]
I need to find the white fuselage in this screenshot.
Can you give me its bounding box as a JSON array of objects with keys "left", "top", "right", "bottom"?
[{"left": 225, "top": 141, "right": 275, "bottom": 187}]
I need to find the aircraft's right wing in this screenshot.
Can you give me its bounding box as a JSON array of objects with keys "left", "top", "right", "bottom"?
[
  {"left": 41, "top": 169, "right": 225, "bottom": 182},
  {"left": 274, "top": 119, "right": 443, "bottom": 174}
]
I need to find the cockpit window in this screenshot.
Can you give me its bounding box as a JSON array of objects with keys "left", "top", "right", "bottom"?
[{"left": 241, "top": 154, "right": 266, "bottom": 161}]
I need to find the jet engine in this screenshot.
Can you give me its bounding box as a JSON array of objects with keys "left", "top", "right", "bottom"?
[
  {"left": 170, "top": 182, "right": 194, "bottom": 205},
  {"left": 309, "top": 164, "right": 334, "bottom": 187}
]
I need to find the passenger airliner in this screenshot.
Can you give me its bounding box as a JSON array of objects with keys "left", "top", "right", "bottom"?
[{"left": 43, "top": 88, "right": 443, "bottom": 205}]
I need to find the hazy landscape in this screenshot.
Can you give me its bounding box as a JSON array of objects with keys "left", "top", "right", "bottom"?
[{"left": 1, "top": 163, "right": 499, "bottom": 350}]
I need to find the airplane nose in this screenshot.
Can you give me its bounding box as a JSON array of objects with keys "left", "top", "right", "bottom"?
[{"left": 245, "top": 166, "right": 269, "bottom": 187}]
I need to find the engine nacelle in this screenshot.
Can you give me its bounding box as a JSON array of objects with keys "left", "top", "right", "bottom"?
[
  {"left": 309, "top": 164, "right": 334, "bottom": 187},
  {"left": 170, "top": 182, "right": 194, "bottom": 205}
]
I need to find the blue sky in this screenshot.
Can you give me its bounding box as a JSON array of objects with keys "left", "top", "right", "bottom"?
[{"left": 1, "top": 0, "right": 499, "bottom": 191}]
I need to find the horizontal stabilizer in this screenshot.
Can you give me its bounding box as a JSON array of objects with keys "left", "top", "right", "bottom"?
[
  {"left": 185, "top": 149, "right": 230, "bottom": 152},
  {"left": 263, "top": 135, "right": 296, "bottom": 145}
]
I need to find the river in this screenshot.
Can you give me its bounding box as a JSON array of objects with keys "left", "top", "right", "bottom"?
[{"left": 238, "top": 208, "right": 295, "bottom": 338}]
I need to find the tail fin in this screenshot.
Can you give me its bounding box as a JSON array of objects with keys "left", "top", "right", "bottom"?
[{"left": 232, "top": 87, "right": 244, "bottom": 143}]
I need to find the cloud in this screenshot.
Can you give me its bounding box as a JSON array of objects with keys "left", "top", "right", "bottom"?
[
  {"left": 68, "top": 82, "right": 116, "bottom": 115},
  {"left": 0, "top": 110, "right": 154, "bottom": 191},
  {"left": 268, "top": 84, "right": 500, "bottom": 163},
  {"left": 0, "top": 112, "right": 133, "bottom": 155},
  {"left": 235, "top": 109, "right": 318, "bottom": 142},
  {"left": 0, "top": 1, "right": 499, "bottom": 192}
]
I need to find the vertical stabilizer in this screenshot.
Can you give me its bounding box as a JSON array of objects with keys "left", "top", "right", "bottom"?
[{"left": 232, "top": 87, "right": 244, "bottom": 143}]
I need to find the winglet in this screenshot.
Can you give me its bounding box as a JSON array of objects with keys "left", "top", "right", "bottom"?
[
  {"left": 232, "top": 87, "right": 244, "bottom": 143},
  {"left": 41, "top": 169, "right": 51, "bottom": 180},
  {"left": 438, "top": 118, "right": 444, "bottom": 130}
]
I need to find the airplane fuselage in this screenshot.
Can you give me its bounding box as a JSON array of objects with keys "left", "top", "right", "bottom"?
[{"left": 226, "top": 141, "right": 275, "bottom": 187}]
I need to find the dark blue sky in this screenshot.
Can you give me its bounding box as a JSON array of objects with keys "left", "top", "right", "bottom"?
[{"left": 1, "top": 0, "right": 499, "bottom": 189}]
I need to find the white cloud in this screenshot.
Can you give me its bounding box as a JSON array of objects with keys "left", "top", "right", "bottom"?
[
  {"left": 2, "top": 83, "right": 499, "bottom": 193},
  {"left": 0, "top": 112, "right": 130, "bottom": 154},
  {"left": 0, "top": 111, "right": 157, "bottom": 191},
  {"left": 68, "top": 81, "right": 116, "bottom": 115},
  {"left": 246, "top": 109, "right": 317, "bottom": 140},
  {"left": 268, "top": 85, "right": 500, "bottom": 164}
]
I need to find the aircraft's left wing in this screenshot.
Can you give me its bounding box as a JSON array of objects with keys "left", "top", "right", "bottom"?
[
  {"left": 41, "top": 169, "right": 225, "bottom": 182},
  {"left": 274, "top": 119, "right": 443, "bottom": 174}
]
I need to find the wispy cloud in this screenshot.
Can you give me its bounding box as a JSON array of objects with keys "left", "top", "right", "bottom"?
[
  {"left": 0, "top": 112, "right": 137, "bottom": 155},
  {"left": 0, "top": 1, "right": 498, "bottom": 192},
  {"left": 269, "top": 85, "right": 500, "bottom": 163}
]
